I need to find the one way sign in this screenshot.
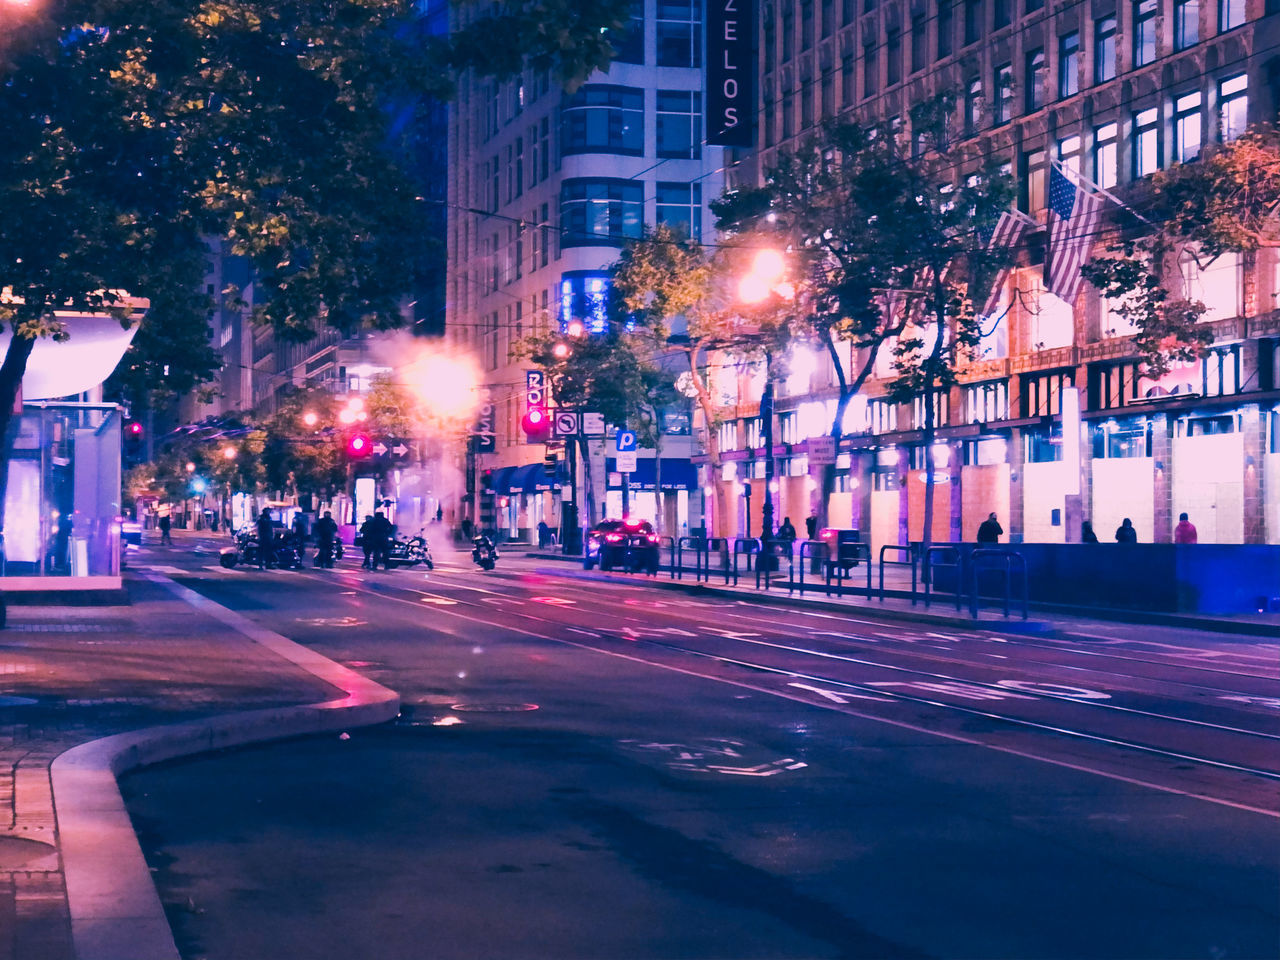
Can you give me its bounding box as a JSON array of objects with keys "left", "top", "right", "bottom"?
[{"left": 373, "top": 438, "right": 411, "bottom": 460}]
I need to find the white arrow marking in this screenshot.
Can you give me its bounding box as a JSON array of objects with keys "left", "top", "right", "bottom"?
[
  {"left": 705, "top": 759, "right": 808, "bottom": 776},
  {"left": 788, "top": 681, "right": 893, "bottom": 703},
  {"left": 1219, "top": 695, "right": 1280, "bottom": 709}
]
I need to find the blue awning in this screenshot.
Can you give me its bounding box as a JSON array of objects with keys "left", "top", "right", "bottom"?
[
  {"left": 509, "top": 463, "right": 555, "bottom": 493},
  {"left": 605, "top": 457, "right": 698, "bottom": 491},
  {"left": 486, "top": 466, "right": 514, "bottom": 495}
]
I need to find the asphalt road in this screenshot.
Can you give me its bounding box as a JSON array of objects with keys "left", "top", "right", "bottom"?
[{"left": 122, "top": 535, "right": 1280, "bottom": 960}]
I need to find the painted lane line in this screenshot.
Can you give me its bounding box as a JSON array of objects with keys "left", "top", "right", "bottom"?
[{"left": 295, "top": 568, "right": 1280, "bottom": 818}]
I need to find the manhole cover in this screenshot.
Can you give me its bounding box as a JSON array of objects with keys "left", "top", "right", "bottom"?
[
  {"left": 0, "top": 696, "right": 38, "bottom": 708},
  {"left": 450, "top": 702, "right": 539, "bottom": 713},
  {"left": 0, "top": 836, "right": 56, "bottom": 868}
]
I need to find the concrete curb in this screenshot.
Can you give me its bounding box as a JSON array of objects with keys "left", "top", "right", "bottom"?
[{"left": 50, "top": 573, "right": 402, "bottom": 960}]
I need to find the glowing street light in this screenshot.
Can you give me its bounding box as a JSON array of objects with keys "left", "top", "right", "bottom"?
[
  {"left": 302, "top": 411, "right": 319, "bottom": 428},
  {"left": 552, "top": 342, "right": 571, "bottom": 359},
  {"left": 185, "top": 461, "right": 196, "bottom": 473},
  {"left": 222, "top": 446, "right": 237, "bottom": 460}
]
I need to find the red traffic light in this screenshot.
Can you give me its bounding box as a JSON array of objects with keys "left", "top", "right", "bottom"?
[
  {"left": 128, "top": 422, "right": 143, "bottom": 435},
  {"left": 521, "top": 409, "right": 551, "bottom": 441},
  {"left": 347, "top": 433, "right": 372, "bottom": 458}
]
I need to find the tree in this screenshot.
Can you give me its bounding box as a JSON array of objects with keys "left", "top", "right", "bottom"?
[
  {"left": 0, "top": 0, "right": 631, "bottom": 460},
  {"left": 714, "top": 111, "right": 1016, "bottom": 551},
  {"left": 1082, "top": 124, "right": 1280, "bottom": 376},
  {"left": 610, "top": 225, "right": 792, "bottom": 537}
]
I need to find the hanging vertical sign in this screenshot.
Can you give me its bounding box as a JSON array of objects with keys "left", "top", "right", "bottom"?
[
  {"left": 706, "top": 0, "right": 756, "bottom": 147},
  {"left": 473, "top": 387, "right": 496, "bottom": 453}
]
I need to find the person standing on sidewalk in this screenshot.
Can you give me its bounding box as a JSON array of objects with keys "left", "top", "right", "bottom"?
[
  {"left": 1174, "top": 513, "right": 1198, "bottom": 544},
  {"left": 158, "top": 513, "right": 172, "bottom": 546},
  {"left": 1115, "top": 518, "right": 1138, "bottom": 543},
  {"left": 977, "top": 513, "right": 1003, "bottom": 544},
  {"left": 256, "top": 509, "right": 276, "bottom": 569},
  {"left": 315, "top": 511, "right": 338, "bottom": 568}
]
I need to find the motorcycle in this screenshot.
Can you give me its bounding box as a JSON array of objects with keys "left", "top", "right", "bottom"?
[
  {"left": 219, "top": 529, "right": 302, "bottom": 570},
  {"left": 386, "top": 532, "right": 434, "bottom": 570},
  {"left": 471, "top": 534, "right": 498, "bottom": 571}
]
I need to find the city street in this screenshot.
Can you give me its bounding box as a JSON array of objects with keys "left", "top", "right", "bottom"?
[{"left": 122, "top": 534, "right": 1280, "bottom": 960}]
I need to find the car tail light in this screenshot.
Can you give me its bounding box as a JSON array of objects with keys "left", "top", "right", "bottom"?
[{"left": 646, "top": 534, "right": 659, "bottom": 543}]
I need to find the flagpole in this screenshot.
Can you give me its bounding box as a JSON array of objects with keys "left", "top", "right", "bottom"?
[{"left": 1050, "top": 158, "right": 1155, "bottom": 227}]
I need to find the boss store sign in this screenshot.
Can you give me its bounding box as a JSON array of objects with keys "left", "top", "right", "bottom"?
[{"left": 706, "top": 0, "right": 755, "bottom": 147}]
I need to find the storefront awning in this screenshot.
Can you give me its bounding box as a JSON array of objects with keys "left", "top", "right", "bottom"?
[
  {"left": 605, "top": 457, "right": 698, "bottom": 491},
  {"left": 510, "top": 463, "right": 555, "bottom": 493},
  {"left": 485, "top": 466, "right": 514, "bottom": 495},
  {"left": 0, "top": 300, "right": 147, "bottom": 400}
]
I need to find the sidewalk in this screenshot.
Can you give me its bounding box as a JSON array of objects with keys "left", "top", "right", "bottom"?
[
  {"left": 0, "top": 571, "right": 397, "bottom": 960},
  {"left": 524, "top": 548, "right": 1280, "bottom": 638}
]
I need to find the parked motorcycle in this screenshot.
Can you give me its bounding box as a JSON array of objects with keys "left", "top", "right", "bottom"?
[
  {"left": 219, "top": 529, "right": 302, "bottom": 569},
  {"left": 471, "top": 534, "right": 498, "bottom": 571},
  {"left": 386, "top": 532, "right": 434, "bottom": 570}
]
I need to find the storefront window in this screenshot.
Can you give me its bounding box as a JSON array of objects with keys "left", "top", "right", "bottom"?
[{"left": 1092, "top": 418, "right": 1153, "bottom": 458}]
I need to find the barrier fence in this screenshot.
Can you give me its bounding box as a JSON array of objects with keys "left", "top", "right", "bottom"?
[{"left": 620, "top": 537, "right": 1029, "bottom": 619}]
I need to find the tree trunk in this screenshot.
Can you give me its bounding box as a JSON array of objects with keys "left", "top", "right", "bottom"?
[
  {"left": 920, "top": 287, "right": 948, "bottom": 563},
  {"left": 0, "top": 334, "right": 37, "bottom": 532},
  {"left": 653, "top": 423, "right": 663, "bottom": 533}
]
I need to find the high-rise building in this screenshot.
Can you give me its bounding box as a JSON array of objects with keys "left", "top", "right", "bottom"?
[
  {"left": 446, "top": 0, "right": 726, "bottom": 542},
  {"left": 707, "top": 0, "right": 1280, "bottom": 545}
]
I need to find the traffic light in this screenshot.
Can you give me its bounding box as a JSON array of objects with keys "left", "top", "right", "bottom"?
[
  {"left": 521, "top": 407, "right": 551, "bottom": 442},
  {"left": 543, "top": 447, "right": 558, "bottom": 475},
  {"left": 124, "top": 421, "right": 144, "bottom": 464},
  {"left": 347, "top": 432, "right": 373, "bottom": 458}
]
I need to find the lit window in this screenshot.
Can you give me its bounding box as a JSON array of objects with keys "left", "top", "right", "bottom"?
[
  {"left": 654, "top": 182, "right": 702, "bottom": 242},
  {"left": 1133, "top": 0, "right": 1157, "bottom": 67},
  {"left": 1173, "top": 91, "right": 1202, "bottom": 162},
  {"left": 561, "top": 86, "right": 644, "bottom": 157},
  {"left": 1133, "top": 107, "right": 1160, "bottom": 177},
  {"left": 1182, "top": 250, "right": 1241, "bottom": 321},
  {"left": 965, "top": 79, "right": 983, "bottom": 134},
  {"left": 1059, "top": 32, "right": 1079, "bottom": 98},
  {"left": 656, "top": 91, "right": 702, "bottom": 159},
  {"left": 1026, "top": 48, "right": 1046, "bottom": 112},
  {"left": 1094, "top": 16, "right": 1117, "bottom": 83},
  {"left": 1175, "top": 0, "right": 1200, "bottom": 49},
  {"left": 1219, "top": 0, "right": 1245, "bottom": 30},
  {"left": 1093, "top": 122, "right": 1118, "bottom": 188},
  {"left": 1057, "top": 134, "right": 1082, "bottom": 177},
  {"left": 994, "top": 62, "right": 1013, "bottom": 124},
  {"left": 1219, "top": 74, "right": 1248, "bottom": 141}
]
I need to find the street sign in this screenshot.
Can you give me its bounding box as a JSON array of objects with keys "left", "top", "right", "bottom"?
[
  {"left": 582, "top": 412, "right": 606, "bottom": 436},
  {"left": 616, "top": 429, "right": 637, "bottom": 453},
  {"left": 808, "top": 435, "right": 836, "bottom": 465},
  {"left": 553, "top": 412, "right": 579, "bottom": 437},
  {"left": 616, "top": 451, "right": 638, "bottom": 473}
]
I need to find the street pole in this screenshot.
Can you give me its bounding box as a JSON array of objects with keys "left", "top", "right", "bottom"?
[
  {"left": 562, "top": 436, "right": 580, "bottom": 554},
  {"left": 761, "top": 351, "right": 775, "bottom": 545},
  {"left": 621, "top": 470, "right": 630, "bottom": 519}
]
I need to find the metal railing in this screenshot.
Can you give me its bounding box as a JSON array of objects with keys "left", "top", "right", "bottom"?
[
  {"left": 756, "top": 539, "right": 795, "bottom": 590},
  {"left": 969, "top": 548, "right": 1028, "bottom": 620},
  {"left": 824, "top": 541, "right": 872, "bottom": 598},
  {"left": 878, "top": 544, "right": 917, "bottom": 605},
  {"left": 792, "top": 539, "right": 829, "bottom": 595},
  {"left": 922, "top": 545, "right": 964, "bottom": 611},
  {"left": 732, "top": 537, "right": 761, "bottom": 586}
]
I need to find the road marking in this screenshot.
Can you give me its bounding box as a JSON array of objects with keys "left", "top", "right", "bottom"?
[
  {"left": 566, "top": 627, "right": 602, "bottom": 638},
  {"left": 997, "top": 680, "right": 1110, "bottom": 700},
  {"left": 1219, "top": 695, "right": 1280, "bottom": 709},
  {"left": 867, "top": 680, "right": 1035, "bottom": 701},
  {"left": 420, "top": 597, "right": 458, "bottom": 605},
  {"left": 788, "top": 681, "right": 893, "bottom": 703},
  {"left": 530, "top": 596, "right": 575, "bottom": 605}
]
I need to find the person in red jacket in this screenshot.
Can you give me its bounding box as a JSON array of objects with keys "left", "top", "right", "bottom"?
[{"left": 1174, "top": 512, "right": 1198, "bottom": 544}]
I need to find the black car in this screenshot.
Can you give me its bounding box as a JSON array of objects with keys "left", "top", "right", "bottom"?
[{"left": 583, "top": 519, "right": 660, "bottom": 574}]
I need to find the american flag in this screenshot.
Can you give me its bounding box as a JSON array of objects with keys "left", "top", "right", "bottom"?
[
  {"left": 1045, "top": 164, "right": 1104, "bottom": 304},
  {"left": 981, "top": 210, "right": 1031, "bottom": 317}
]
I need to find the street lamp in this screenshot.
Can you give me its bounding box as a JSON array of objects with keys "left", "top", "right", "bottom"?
[
  {"left": 302, "top": 411, "right": 319, "bottom": 428},
  {"left": 222, "top": 446, "right": 237, "bottom": 460}
]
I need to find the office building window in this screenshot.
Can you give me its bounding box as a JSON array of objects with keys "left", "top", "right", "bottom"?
[
  {"left": 1059, "top": 32, "right": 1079, "bottom": 98},
  {"left": 783, "top": 3, "right": 794, "bottom": 60},
  {"left": 561, "top": 85, "right": 644, "bottom": 157},
  {"left": 887, "top": 27, "right": 903, "bottom": 84},
  {"left": 1219, "top": 74, "right": 1248, "bottom": 141},
  {"left": 610, "top": 0, "right": 645, "bottom": 64},
  {"left": 1026, "top": 48, "right": 1046, "bottom": 112},
  {"left": 1026, "top": 0, "right": 1043, "bottom": 10},
  {"left": 1021, "top": 148, "right": 1047, "bottom": 212},
  {"left": 801, "top": 0, "right": 814, "bottom": 49},
  {"left": 864, "top": 42, "right": 878, "bottom": 96},
  {"left": 842, "top": 53, "right": 855, "bottom": 105},
  {"left": 1173, "top": 91, "right": 1202, "bottom": 162},
  {"left": 656, "top": 0, "right": 701, "bottom": 67},
  {"left": 1094, "top": 16, "right": 1117, "bottom": 82},
  {"left": 1134, "top": 0, "right": 1157, "bottom": 67},
  {"left": 821, "top": 67, "right": 835, "bottom": 117},
  {"left": 994, "top": 62, "right": 1013, "bottom": 124},
  {"left": 912, "top": 14, "right": 928, "bottom": 72},
  {"left": 539, "top": 203, "right": 550, "bottom": 267},
  {"left": 1093, "top": 122, "right": 1118, "bottom": 188},
  {"left": 965, "top": 78, "right": 982, "bottom": 134},
  {"left": 1133, "top": 107, "right": 1160, "bottom": 177},
  {"left": 938, "top": 1, "right": 954, "bottom": 57},
  {"left": 1174, "top": 0, "right": 1200, "bottom": 49},
  {"left": 842, "top": 0, "right": 855, "bottom": 24},
  {"left": 1057, "top": 134, "right": 1081, "bottom": 176},
  {"left": 1219, "top": 0, "right": 1245, "bottom": 29},
  {"left": 965, "top": 381, "right": 1010, "bottom": 423},
  {"left": 1021, "top": 370, "right": 1074, "bottom": 417},
  {"left": 783, "top": 89, "right": 795, "bottom": 139},
  {"left": 964, "top": 0, "right": 982, "bottom": 44},
  {"left": 657, "top": 91, "right": 701, "bottom": 159},
  {"left": 560, "top": 179, "right": 644, "bottom": 247},
  {"left": 655, "top": 182, "right": 703, "bottom": 242},
  {"left": 537, "top": 117, "right": 551, "bottom": 183},
  {"left": 764, "top": 89, "right": 776, "bottom": 147},
  {"left": 821, "top": 0, "right": 834, "bottom": 36},
  {"left": 513, "top": 137, "right": 524, "bottom": 198},
  {"left": 802, "top": 80, "right": 814, "bottom": 127},
  {"left": 1182, "top": 250, "right": 1241, "bottom": 320},
  {"left": 994, "top": 0, "right": 1010, "bottom": 26}
]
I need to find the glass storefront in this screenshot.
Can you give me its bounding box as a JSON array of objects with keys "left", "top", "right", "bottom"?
[{"left": 2, "top": 403, "right": 122, "bottom": 578}]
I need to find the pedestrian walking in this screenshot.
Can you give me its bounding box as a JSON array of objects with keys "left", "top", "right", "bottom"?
[
  {"left": 314, "top": 511, "right": 338, "bottom": 568},
  {"left": 256, "top": 509, "right": 275, "bottom": 569},
  {"left": 537, "top": 520, "right": 550, "bottom": 548},
  {"left": 805, "top": 514, "right": 818, "bottom": 540},
  {"left": 977, "top": 512, "right": 1003, "bottom": 544},
  {"left": 777, "top": 517, "right": 797, "bottom": 543},
  {"left": 1174, "top": 512, "right": 1198, "bottom": 544},
  {"left": 158, "top": 513, "right": 172, "bottom": 546},
  {"left": 1081, "top": 520, "right": 1099, "bottom": 543},
  {"left": 358, "top": 515, "right": 375, "bottom": 569},
  {"left": 368, "top": 511, "right": 393, "bottom": 570},
  {"left": 1115, "top": 518, "right": 1138, "bottom": 543},
  {"left": 435, "top": 504, "right": 444, "bottom": 523}
]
